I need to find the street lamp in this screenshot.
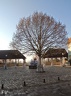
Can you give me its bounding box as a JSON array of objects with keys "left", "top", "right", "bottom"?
[{"left": 62, "top": 53, "right": 65, "bottom": 66}]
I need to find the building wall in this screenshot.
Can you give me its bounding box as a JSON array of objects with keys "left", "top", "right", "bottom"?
[{"left": 68, "top": 38, "right": 71, "bottom": 60}]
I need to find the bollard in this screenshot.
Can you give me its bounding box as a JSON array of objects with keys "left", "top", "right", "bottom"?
[
  {"left": 58, "top": 77, "right": 60, "bottom": 81},
  {"left": 1, "top": 84, "right": 4, "bottom": 90},
  {"left": 23, "top": 81, "right": 26, "bottom": 86},
  {"left": 43, "top": 79, "right": 46, "bottom": 83},
  {"left": 1, "top": 80, "right": 5, "bottom": 90}
]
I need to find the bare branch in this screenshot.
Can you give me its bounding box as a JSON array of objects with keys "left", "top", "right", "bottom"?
[{"left": 10, "top": 12, "right": 68, "bottom": 58}]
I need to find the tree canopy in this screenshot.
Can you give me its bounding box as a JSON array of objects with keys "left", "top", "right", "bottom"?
[{"left": 10, "top": 12, "right": 68, "bottom": 58}]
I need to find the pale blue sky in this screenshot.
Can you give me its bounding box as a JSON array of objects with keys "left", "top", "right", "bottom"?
[{"left": 0, "top": 0, "right": 71, "bottom": 50}]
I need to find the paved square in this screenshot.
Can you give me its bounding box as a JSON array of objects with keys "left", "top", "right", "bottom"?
[{"left": 0, "top": 65, "right": 71, "bottom": 96}]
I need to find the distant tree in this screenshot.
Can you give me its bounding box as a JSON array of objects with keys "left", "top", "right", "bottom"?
[{"left": 10, "top": 12, "right": 67, "bottom": 71}]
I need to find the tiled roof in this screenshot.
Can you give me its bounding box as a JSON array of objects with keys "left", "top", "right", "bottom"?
[
  {"left": 0, "top": 50, "right": 26, "bottom": 59},
  {"left": 43, "top": 48, "right": 68, "bottom": 58},
  {"left": 68, "top": 38, "right": 71, "bottom": 44}
]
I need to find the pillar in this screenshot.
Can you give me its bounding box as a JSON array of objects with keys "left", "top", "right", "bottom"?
[{"left": 51, "top": 58, "right": 53, "bottom": 66}]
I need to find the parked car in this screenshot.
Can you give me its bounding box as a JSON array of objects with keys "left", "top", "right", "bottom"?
[{"left": 29, "top": 58, "right": 38, "bottom": 69}]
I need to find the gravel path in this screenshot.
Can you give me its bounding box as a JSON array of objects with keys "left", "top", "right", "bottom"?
[{"left": 0, "top": 65, "right": 71, "bottom": 96}]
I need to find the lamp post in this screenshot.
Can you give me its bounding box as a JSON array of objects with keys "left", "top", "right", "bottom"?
[
  {"left": 62, "top": 53, "right": 65, "bottom": 66},
  {"left": 4, "top": 55, "right": 7, "bottom": 69},
  {"left": 5, "top": 55, "right": 7, "bottom": 68}
]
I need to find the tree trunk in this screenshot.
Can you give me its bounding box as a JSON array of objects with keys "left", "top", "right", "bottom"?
[{"left": 37, "top": 56, "right": 44, "bottom": 72}]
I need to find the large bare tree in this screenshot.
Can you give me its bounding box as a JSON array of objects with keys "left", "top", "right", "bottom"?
[{"left": 10, "top": 12, "right": 67, "bottom": 71}]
